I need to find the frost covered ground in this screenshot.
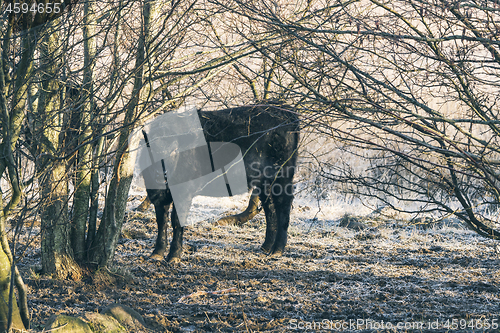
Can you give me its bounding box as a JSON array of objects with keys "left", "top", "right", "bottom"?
[{"left": 18, "top": 192, "right": 500, "bottom": 332}]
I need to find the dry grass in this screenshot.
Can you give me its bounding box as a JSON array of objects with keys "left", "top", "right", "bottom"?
[{"left": 16, "top": 196, "right": 500, "bottom": 332}]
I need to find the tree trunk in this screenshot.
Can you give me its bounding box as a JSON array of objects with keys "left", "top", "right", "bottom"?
[
  {"left": 72, "top": 0, "right": 96, "bottom": 263},
  {"left": 38, "top": 20, "right": 81, "bottom": 279},
  {"left": 89, "top": 0, "right": 159, "bottom": 267},
  {"left": 0, "top": 245, "right": 24, "bottom": 332},
  {"left": 87, "top": 0, "right": 124, "bottom": 255},
  {"left": 40, "top": 161, "right": 81, "bottom": 279},
  {"left": 0, "top": 20, "right": 32, "bottom": 333},
  {"left": 86, "top": 133, "right": 104, "bottom": 256},
  {"left": 0, "top": 198, "right": 26, "bottom": 332}
]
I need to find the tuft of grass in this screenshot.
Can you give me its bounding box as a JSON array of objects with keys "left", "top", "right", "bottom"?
[
  {"left": 339, "top": 214, "right": 367, "bottom": 231},
  {"left": 28, "top": 267, "right": 42, "bottom": 282},
  {"left": 92, "top": 266, "right": 136, "bottom": 287},
  {"left": 121, "top": 223, "right": 149, "bottom": 239}
]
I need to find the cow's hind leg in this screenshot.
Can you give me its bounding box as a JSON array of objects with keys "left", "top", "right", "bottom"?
[
  {"left": 165, "top": 204, "right": 184, "bottom": 263},
  {"left": 151, "top": 200, "right": 172, "bottom": 260},
  {"left": 260, "top": 190, "right": 278, "bottom": 254}
]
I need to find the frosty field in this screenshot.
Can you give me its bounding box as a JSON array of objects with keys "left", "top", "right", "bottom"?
[{"left": 18, "top": 193, "right": 500, "bottom": 332}]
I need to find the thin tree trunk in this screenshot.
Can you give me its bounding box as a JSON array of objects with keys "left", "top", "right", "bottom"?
[
  {"left": 89, "top": 0, "right": 158, "bottom": 267},
  {"left": 86, "top": 133, "right": 103, "bottom": 253},
  {"left": 72, "top": 0, "right": 96, "bottom": 263},
  {"left": 0, "top": 22, "right": 32, "bottom": 332},
  {"left": 87, "top": 0, "right": 123, "bottom": 254}
]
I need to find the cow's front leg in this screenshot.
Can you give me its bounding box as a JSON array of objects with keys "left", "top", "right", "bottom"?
[
  {"left": 260, "top": 190, "right": 278, "bottom": 254},
  {"left": 166, "top": 204, "right": 184, "bottom": 263},
  {"left": 151, "top": 202, "right": 171, "bottom": 260}
]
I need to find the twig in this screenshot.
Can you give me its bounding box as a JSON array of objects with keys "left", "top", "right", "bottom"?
[{"left": 177, "top": 287, "right": 237, "bottom": 303}]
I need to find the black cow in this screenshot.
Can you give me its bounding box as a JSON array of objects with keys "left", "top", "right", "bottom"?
[{"left": 145, "top": 104, "right": 300, "bottom": 262}]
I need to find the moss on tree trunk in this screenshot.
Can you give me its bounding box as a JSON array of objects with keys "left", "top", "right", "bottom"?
[
  {"left": 0, "top": 242, "right": 25, "bottom": 331},
  {"left": 38, "top": 20, "right": 81, "bottom": 279}
]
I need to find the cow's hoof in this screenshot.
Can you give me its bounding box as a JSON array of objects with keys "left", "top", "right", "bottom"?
[
  {"left": 261, "top": 243, "right": 273, "bottom": 254},
  {"left": 166, "top": 250, "right": 182, "bottom": 263},
  {"left": 268, "top": 245, "right": 284, "bottom": 256},
  {"left": 150, "top": 253, "right": 164, "bottom": 261},
  {"left": 165, "top": 255, "right": 181, "bottom": 263}
]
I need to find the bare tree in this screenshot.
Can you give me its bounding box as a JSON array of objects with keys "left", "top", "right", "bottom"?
[
  {"left": 27, "top": 0, "right": 274, "bottom": 274},
  {"left": 208, "top": 0, "right": 500, "bottom": 237},
  {"left": 0, "top": 1, "right": 78, "bottom": 329},
  {"left": 71, "top": 0, "right": 96, "bottom": 263}
]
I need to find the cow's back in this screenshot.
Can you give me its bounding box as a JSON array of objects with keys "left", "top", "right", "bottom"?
[{"left": 199, "top": 104, "right": 299, "bottom": 184}]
